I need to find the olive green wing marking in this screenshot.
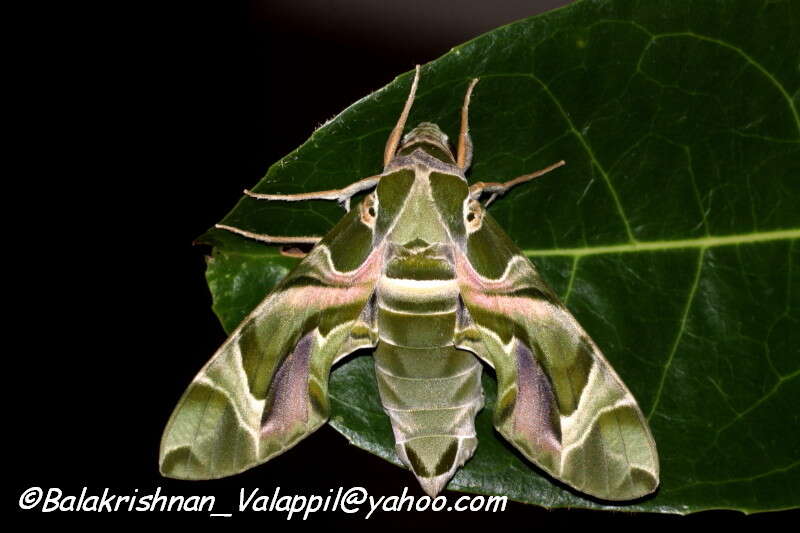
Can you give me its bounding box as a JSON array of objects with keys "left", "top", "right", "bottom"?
[
  {"left": 455, "top": 214, "right": 659, "bottom": 501},
  {"left": 160, "top": 208, "right": 381, "bottom": 479}
]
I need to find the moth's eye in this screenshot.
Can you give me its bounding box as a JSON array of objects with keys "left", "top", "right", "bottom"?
[
  {"left": 360, "top": 193, "right": 378, "bottom": 227},
  {"left": 464, "top": 198, "right": 483, "bottom": 233}
]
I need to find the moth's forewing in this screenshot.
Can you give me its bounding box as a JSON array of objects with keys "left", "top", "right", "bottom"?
[
  {"left": 454, "top": 214, "right": 659, "bottom": 501},
  {"left": 160, "top": 204, "right": 382, "bottom": 479}
]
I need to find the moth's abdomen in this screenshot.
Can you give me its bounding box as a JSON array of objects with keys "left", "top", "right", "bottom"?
[
  {"left": 374, "top": 275, "right": 484, "bottom": 496},
  {"left": 374, "top": 345, "right": 483, "bottom": 497}
]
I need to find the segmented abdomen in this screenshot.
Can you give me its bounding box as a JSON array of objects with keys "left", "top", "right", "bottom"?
[{"left": 374, "top": 275, "right": 483, "bottom": 496}]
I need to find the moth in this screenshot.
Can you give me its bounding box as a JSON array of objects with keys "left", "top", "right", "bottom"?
[{"left": 160, "top": 66, "right": 659, "bottom": 501}]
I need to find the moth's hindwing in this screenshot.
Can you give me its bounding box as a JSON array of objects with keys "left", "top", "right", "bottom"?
[
  {"left": 160, "top": 204, "right": 381, "bottom": 479},
  {"left": 455, "top": 213, "right": 659, "bottom": 501}
]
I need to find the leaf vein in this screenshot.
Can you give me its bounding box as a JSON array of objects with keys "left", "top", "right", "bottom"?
[
  {"left": 524, "top": 229, "right": 800, "bottom": 257},
  {"left": 647, "top": 248, "right": 705, "bottom": 420}
]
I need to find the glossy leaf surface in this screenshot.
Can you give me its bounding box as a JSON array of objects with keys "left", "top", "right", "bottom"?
[{"left": 199, "top": 0, "right": 799, "bottom": 513}]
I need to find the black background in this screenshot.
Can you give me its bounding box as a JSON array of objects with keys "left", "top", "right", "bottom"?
[{"left": 11, "top": 0, "right": 789, "bottom": 526}]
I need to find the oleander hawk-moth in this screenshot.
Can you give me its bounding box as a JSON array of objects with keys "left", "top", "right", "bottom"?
[{"left": 160, "top": 66, "right": 659, "bottom": 501}]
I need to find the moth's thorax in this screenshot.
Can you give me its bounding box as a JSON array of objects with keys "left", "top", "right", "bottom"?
[
  {"left": 396, "top": 122, "right": 455, "bottom": 164},
  {"left": 383, "top": 169, "right": 451, "bottom": 246}
]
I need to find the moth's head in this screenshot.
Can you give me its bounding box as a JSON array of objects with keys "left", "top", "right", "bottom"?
[{"left": 396, "top": 122, "right": 455, "bottom": 164}]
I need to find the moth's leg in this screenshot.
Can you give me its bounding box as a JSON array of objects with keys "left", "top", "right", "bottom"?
[
  {"left": 277, "top": 245, "right": 313, "bottom": 259},
  {"left": 244, "top": 173, "right": 381, "bottom": 212},
  {"left": 456, "top": 78, "right": 479, "bottom": 170},
  {"left": 215, "top": 224, "right": 321, "bottom": 245},
  {"left": 383, "top": 65, "right": 420, "bottom": 167},
  {"left": 215, "top": 225, "right": 320, "bottom": 259},
  {"left": 469, "top": 160, "right": 566, "bottom": 206}
]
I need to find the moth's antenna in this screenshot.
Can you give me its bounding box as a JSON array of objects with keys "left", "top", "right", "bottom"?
[
  {"left": 457, "top": 78, "right": 479, "bottom": 169},
  {"left": 383, "top": 65, "right": 420, "bottom": 167}
]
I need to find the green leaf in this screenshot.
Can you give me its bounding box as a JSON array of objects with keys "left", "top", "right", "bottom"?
[{"left": 200, "top": 0, "right": 799, "bottom": 514}]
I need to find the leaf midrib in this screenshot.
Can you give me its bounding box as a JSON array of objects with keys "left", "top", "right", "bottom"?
[{"left": 524, "top": 228, "right": 800, "bottom": 257}]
